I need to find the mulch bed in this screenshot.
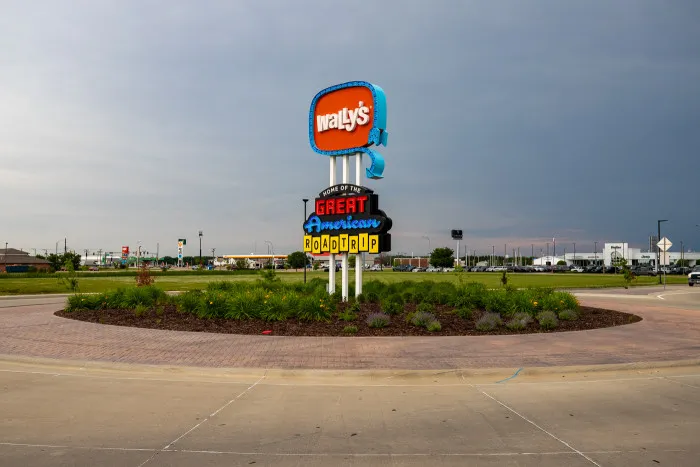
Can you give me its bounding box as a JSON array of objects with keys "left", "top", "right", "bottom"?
[{"left": 55, "top": 303, "right": 641, "bottom": 337}]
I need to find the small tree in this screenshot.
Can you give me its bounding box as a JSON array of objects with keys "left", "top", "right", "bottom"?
[
  {"left": 235, "top": 259, "right": 248, "bottom": 270},
  {"left": 136, "top": 263, "right": 154, "bottom": 287},
  {"left": 287, "top": 251, "right": 308, "bottom": 270},
  {"left": 58, "top": 259, "right": 79, "bottom": 292},
  {"left": 430, "top": 247, "right": 454, "bottom": 268},
  {"left": 348, "top": 255, "right": 356, "bottom": 268},
  {"left": 617, "top": 258, "right": 636, "bottom": 288},
  {"left": 557, "top": 260, "right": 567, "bottom": 266}
]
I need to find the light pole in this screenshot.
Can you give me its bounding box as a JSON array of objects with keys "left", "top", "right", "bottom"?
[
  {"left": 573, "top": 242, "right": 576, "bottom": 267},
  {"left": 211, "top": 248, "right": 216, "bottom": 269},
  {"left": 594, "top": 241, "right": 598, "bottom": 267},
  {"left": 303, "top": 199, "right": 309, "bottom": 283},
  {"left": 198, "top": 230, "right": 203, "bottom": 265},
  {"left": 3, "top": 242, "right": 7, "bottom": 271},
  {"left": 657, "top": 219, "right": 668, "bottom": 283},
  {"left": 491, "top": 245, "right": 495, "bottom": 267},
  {"left": 265, "top": 240, "right": 274, "bottom": 268},
  {"left": 422, "top": 236, "right": 431, "bottom": 256}
]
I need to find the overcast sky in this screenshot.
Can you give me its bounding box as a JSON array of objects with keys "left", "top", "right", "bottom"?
[{"left": 2, "top": 0, "right": 699, "bottom": 257}]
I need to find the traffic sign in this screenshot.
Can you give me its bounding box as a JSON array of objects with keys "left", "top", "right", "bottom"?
[{"left": 657, "top": 237, "right": 672, "bottom": 252}]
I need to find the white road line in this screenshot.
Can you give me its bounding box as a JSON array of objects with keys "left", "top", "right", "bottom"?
[
  {"left": 0, "top": 442, "right": 685, "bottom": 457},
  {"left": 136, "top": 373, "right": 267, "bottom": 467},
  {"left": 1, "top": 367, "right": 699, "bottom": 387},
  {"left": 0, "top": 442, "right": 155, "bottom": 452},
  {"left": 474, "top": 386, "right": 602, "bottom": 466},
  {"left": 656, "top": 291, "right": 700, "bottom": 300},
  {"left": 661, "top": 377, "right": 700, "bottom": 390},
  {"left": 162, "top": 373, "right": 266, "bottom": 449}
]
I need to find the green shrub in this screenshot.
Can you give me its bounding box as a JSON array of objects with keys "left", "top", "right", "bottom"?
[
  {"left": 388, "top": 293, "right": 404, "bottom": 305},
  {"left": 196, "top": 291, "right": 230, "bottom": 319},
  {"left": 348, "top": 302, "right": 361, "bottom": 313},
  {"left": 381, "top": 300, "right": 403, "bottom": 315},
  {"left": 455, "top": 306, "right": 474, "bottom": 319},
  {"left": 476, "top": 312, "right": 503, "bottom": 331},
  {"left": 416, "top": 302, "right": 435, "bottom": 313},
  {"left": 177, "top": 290, "right": 204, "bottom": 314},
  {"left": 134, "top": 304, "right": 148, "bottom": 317},
  {"left": 453, "top": 282, "right": 488, "bottom": 309},
  {"left": 356, "top": 293, "right": 367, "bottom": 303},
  {"left": 65, "top": 294, "right": 97, "bottom": 312},
  {"left": 537, "top": 310, "right": 559, "bottom": 330},
  {"left": 206, "top": 281, "right": 239, "bottom": 293},
  {"left": 338, "top": 309, "right": 357, "bottom": 321},
  {"left": 343, "top": 325, "right": 358, "bottom": 334},
  {"left": 426, "top": 320, "right": 442, "bottom": 332},
  {"left": 366, "top": 312, "right": 390, "bottom": 328},
  {"left": 365, "top": 291, "right": 380, "bottom": 303},
  {"left": 425, "top": 291, "right": 449, "bottom": 305},
  {"left": 411, "top": 311, "right": 436, "bottom": 328},
  {"left": 558, "top": 309, "right": 579, "bottom": 321},
  {"left": 401, "top": 291, "right": 415, "bottom": 303},
  {"left": 484, "top": 290, "right": 513, "bottom": 316},
  {"left": 120, "top": 286, "right": 167, "bottom": 309},
  {"left": 258, "top": 292, "right": 294, "bottom": 321},
  {"left": 506, "top": 312, "right": 532, "bottom": 330},
  {"left": 541, "top": 291, "right": 579, "bottom": 313},
  {"left": 296, "top": 295, "right": 333, "bottom": 321}
]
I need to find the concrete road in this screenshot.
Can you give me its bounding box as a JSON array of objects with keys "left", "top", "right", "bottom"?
[{"left": 1, "top": 358, "right": 698, "bottom": 466}]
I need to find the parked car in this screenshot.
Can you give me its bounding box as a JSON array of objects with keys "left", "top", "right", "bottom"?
[
  {"left": 323, "top": 265, "right": 340, "bottom": 272},
  {"left": 688, "top": 266, "right": 700, "bottom": 287},
  {"left": 412, "top": 267, "right": 425, "bottom": 272},
  {"left": 370, "top": 264, "right": 382, "bottom": 271},
  {"left": 634, "top": 267, "right": 657, "bottom": 276},
  {"left": 570, "top": 266, "right": 584, "bottom": 273}
]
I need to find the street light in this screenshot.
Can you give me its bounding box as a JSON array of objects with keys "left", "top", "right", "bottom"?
[
  {"left": 198, "top": 230, "right": 203, "bottom": 264},
  {"left": 3, "top": 242, "right": 7, "bottom": 271},
  {"left": 303, "top": 199, "right": 309, "bottom": 283},
  {"left": 265, "top": 240, "right": 274, "bottom": 269},
  {"left": 594, "top": 241, "right": 598, "bottom": 267},
  {"left": 421, "top": 235, "right": 431, "bottom": 255},
  {"left": 657, "top": 219, "right": 668, "bottom": 283},
  {"left": 491, "top": 245, "right": 495, "bottom": 267}
]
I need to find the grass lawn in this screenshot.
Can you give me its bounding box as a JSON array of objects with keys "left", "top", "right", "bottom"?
[{"left": 0, "top": 270, "right": 688, "bottom": 295}]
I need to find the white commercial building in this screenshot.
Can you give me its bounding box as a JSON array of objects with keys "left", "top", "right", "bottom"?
[{"left": 535, "top": 242, "right": 699, "bottom": 267}]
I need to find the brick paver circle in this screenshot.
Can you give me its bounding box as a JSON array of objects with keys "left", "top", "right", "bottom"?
[{"left": 1, "top": 288, "right": 699, "bottom": 369}]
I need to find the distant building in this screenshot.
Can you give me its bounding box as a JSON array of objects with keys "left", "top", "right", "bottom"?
[{"left": 0, "top": 248, "right": 51, "bottom": 273}]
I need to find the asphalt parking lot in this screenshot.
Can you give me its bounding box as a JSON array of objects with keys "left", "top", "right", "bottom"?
[{"left": 1, "top": 359, "right": 699, "bottom": 466}]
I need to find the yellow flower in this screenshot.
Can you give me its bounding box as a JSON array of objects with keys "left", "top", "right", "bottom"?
[
  {"left": 533, "top": 301, "right": 538, "bottom": 306},
  {"left": 264, "top": 301, "right": 267, "bottom": 304},
  {"left": 209, "top": 301, "right": 213, "bottom": 305}
]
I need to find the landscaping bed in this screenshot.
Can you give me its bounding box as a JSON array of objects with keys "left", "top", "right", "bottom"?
[
  {"left": 54, "top": 277, "right": 641, "bottom": 336},
  {"left": 56, "top": 303, "right": 640, "bottom": 336}
]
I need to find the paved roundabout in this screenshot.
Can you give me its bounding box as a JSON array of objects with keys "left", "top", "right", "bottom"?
[
  {"left": 1, "top": 286, "right": 699, "bottom": 369},
  {"left": 1, "top": 286, "right": 699, "bottom": 466}
]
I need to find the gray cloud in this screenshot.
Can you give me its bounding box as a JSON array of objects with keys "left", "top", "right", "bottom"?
[{"left": 1, "top": 0, "right": 699, "bottom": 257}]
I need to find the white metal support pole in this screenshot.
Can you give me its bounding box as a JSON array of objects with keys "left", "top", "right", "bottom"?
[
  {"left": 341, "top": 154, "right": 350, "bottom": 301},
  {"left": 457, "top": 240, "right": 460, "bottom": 267},
  {"left": 328, "top": 157, "right": 337, "bottom": 294},
  {"left": 355, "top": 152, "right": 363, "bottom": 297}
]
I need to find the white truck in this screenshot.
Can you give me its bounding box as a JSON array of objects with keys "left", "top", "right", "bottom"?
[{"left": 688, "top": 266, "right": 700, "bottom": 287}]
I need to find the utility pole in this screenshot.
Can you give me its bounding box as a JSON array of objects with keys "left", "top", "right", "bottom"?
[
  {"left": 64, "top": 238, "right": 67, "bottom": 254},
  {"left": 84, "top": 249, "right": 88, "bottom": 267},
  {"left": 211, "top": 248, "right": 216, "bottom": 269}
]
